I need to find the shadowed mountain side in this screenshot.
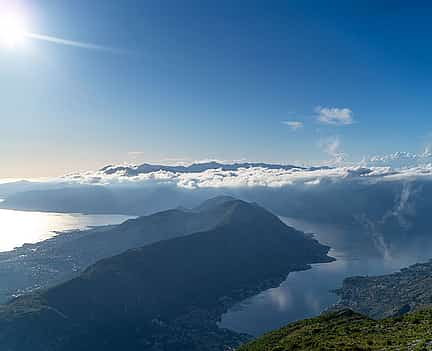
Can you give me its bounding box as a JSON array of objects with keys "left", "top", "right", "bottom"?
[
  {"left": 0, "top": 181, "right": 60, "bottom": 198},
  {"left": 0, "top": 186, "right": 122, "bottom": 214},
  {"left": 4, "top": 178, "right": 432, "bottom": 260},
  {"left": 0, "top": 197, "right": 253, "bottom": 302},
  {"left": 0, "top": 200, "right": 334, "bottom": 351},
  {"left": 53, "top": 197, "right": 241, "bottom": 264},
  {"left": 0, "top": 185, "right": 219, "bottom": 215}
]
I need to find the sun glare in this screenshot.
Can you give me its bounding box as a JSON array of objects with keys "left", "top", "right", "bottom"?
[{"left": 0, "top": 12, "right": 29, "bottom": 49}]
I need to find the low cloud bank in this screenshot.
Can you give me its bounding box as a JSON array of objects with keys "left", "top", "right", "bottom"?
[
  {"left": 59, "top": 162, "right": 432, "bottom": 260},
  {"left": 3, "top": 160, "right": 432, "bottom": 259},
  {"left": 62, "top": 162, "right": 432, "bottom": 189}
]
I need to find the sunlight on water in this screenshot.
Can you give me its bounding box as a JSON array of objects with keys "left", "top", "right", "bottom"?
[{"left": 0, "top": 208, "right": 132, "bottom": 252}]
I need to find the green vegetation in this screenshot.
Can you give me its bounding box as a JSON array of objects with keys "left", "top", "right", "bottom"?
[{"left": 239, "top": 308, "right": 432, "bottom": 351}]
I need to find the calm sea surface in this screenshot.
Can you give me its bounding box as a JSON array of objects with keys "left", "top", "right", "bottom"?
[
  {"left": 0, "top": 207, "right": 133, "bottom": 252},
  {"left": 219, "top": 217, "right": 432, "bottom": 336}
]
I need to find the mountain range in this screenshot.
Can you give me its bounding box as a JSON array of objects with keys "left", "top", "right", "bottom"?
[
  {"left": 0, "top": 196, "right": 268, "bottom": 302},
  {"left": 0, "top": 197, "right": 334, "bottom": 350},
  {"left": 99, "top": 161, "right": 311, "bottom": 176},
  {"left": 4, "top": 175, "right": 432, "bottom": 260}
]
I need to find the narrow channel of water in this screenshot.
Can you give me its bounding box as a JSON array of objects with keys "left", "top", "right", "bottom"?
[{"left": 219, "top": 217, "right": 432, "bottom": 336}]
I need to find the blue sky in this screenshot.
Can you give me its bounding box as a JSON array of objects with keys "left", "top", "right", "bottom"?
[{"left": 1, "top": 0, "right": 432, "bottom": 177}]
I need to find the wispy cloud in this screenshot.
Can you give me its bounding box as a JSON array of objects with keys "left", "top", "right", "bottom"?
[
  {"left": 128, "top": 151, "right": 145, "bottom": 156},
  {"left": 320, "top": 136, "right": 346, "bottom": 163},
  {"left": 282, "top": 121, "right": 303, "bottom": 131},
  {"left": 26, "top": 32, "right": 126, "bottom": 54},
  {"left": 315, "top": 106, "right": 354, "bottom": 125},
  {"left": 127, "top": 151, "right": 146, "bottom": 162}
]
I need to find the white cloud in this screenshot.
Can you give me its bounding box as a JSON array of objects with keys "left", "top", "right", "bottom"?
[
  {"left": 282, "top": 121, "right": 303, "bottom": 131},
  {"left": 316, "top": 106, "right": 354, "bottom": 125},
  {"left": 60, "top": 162, "right": 432, "bottom": 191},
  {"left": 421, "top": 146, "right": 432, "bottom": 158},
  {"left": 366, "top": 150, "right": 432, "bottom": 169},
  {"left": 320, "top": 136, "right": 346, "bottom": 164},
  {"left": 322, "top": 137, "right": 340, "bottom": 156}
]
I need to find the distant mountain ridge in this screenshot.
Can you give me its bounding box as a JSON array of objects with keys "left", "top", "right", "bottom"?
[
  {"left": 5, "top": 171, "right": 432, "bottom": 263},
  {"left": 0, "top": 197, "right": 334, "bottom": 351},
  {"left": 99, "top": 161, "right": 312, "bottom": 176}
]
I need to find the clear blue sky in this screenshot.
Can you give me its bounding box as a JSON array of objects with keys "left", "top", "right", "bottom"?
[{"left": 1, "top": 0, "right": 432, "bottom": 177}]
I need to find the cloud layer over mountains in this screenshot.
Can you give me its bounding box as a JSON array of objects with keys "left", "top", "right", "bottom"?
[
  {"left": 3, "top": 159, "right": 432, "bottom": 261},
  {"left": 62, "top": 161, "right": 432, "bottom": 190}
]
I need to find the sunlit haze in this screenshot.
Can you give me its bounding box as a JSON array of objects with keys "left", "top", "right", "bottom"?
[{"left": 0, "top": 12, "right": 29, "bottom": 48}]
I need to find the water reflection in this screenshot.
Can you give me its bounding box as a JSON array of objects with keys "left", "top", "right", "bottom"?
[
  {"left": 219, "top": 217, "right": 432, "bottom": 336},
  {"left": 0, "top": 209, "right": 133, "bottom": 252}
]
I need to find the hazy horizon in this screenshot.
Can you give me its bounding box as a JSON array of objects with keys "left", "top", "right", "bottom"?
[{"left": 3, "top": 1, "right": 432, "bottom": 178}]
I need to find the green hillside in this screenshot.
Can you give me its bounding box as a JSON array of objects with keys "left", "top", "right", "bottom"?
[{"left": 239, "top": 308, "right": 432, "bottom": 351}]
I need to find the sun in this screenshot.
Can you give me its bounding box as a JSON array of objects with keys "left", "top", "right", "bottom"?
[{"left": 0, "top": 12, "right": 29, "bottom": 49}]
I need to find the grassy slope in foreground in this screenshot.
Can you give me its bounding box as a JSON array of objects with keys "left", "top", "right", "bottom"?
[{"left": 239, "top": 308, "right": 432, "bottom": 351}]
